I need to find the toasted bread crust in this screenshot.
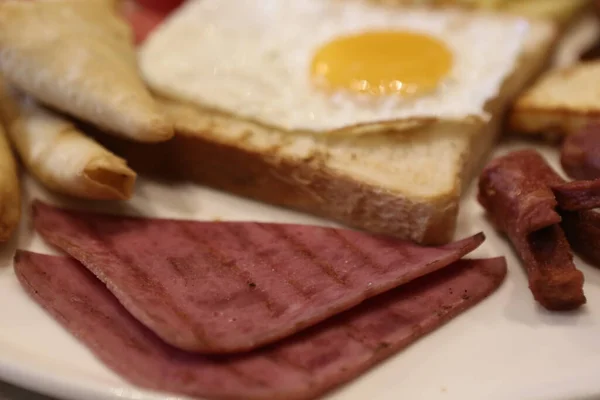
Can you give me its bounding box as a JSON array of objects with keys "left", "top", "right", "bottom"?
[
  {"left": 508, "top": 17, "right": 600, "bottom": 139},
  {"left": 510, "top": 105, "right": 600, "bottom": 139},
  {"left": 99, "top": 129, "right": 459, "bottom": 245},
  {"left": 97, "top": 101, "right": 521, "bottom": 245}
]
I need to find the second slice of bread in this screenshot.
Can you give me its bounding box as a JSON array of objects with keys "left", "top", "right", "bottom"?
[{"left": 510, "top": 61, "right": 600, "bottom": 139}]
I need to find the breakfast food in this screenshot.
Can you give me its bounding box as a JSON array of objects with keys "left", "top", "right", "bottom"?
[
  {"left": 0, "top": 119, "right": 19, "bottom": 242},
  {"left": 478, "top": 150, "right": 586, "bottom": 310},
  {"left": 364, "top": 0, "right": 591, "bottom": 27},
  {"left": 481, "top": 148, "right": 600, "bottom": 278},
  {"left": 561, "top": 210, "right": 600, "bottom": 265},
  {"left": 112, "top": 0, "right": 558, "bottom": 245},
  {"left": 32, "top": 201, "right": 485, "bottom": 353},
  {"left": 0, "top": 0, "right": 596, "bottom": 398},
  {"left": 510, "top": 62, "right": 600, "bottom": 139},
  {"left": 552, "top": 179, "right": 600, "bottom": 266},
  {"left": 0, "top": 0, "right": 173, "bottom": 143},
  {"left": 561, "top": 124, "right": 600, "bottom": 180},
  {"left": 142, "top": 0, "right": 529, "bottom": 134},
  {"left": 15, "top": 250, "right": 506, "bottom": 400},
  {"left": 0, "top": 80, "right": 137, "bottom": 201},
  {"left": 551, "top": 179, "right": 600, "bottom": 211},
  {"left": 551, "top": 175, "right": 600, "bottom": 267}
]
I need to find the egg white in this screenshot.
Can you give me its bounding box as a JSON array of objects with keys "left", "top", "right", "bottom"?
[{"left": 140, "top": 0, "right": 530, "bottom": 133}]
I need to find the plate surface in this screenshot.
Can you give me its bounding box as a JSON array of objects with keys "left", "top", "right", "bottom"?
[
  {"left": 1, "top": 140, "right": 600, "bottom": 400},
  {"left": 2, "top": 13, "right": 600, "bottom": 400}
]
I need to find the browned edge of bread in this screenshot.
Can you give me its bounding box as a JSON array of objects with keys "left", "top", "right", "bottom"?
[
  {"left": 506, "top": 9, "right": 600, "bottom": 140},
  {"left": 509, "top": 105, "right": 600, "bottom": 141},
  {"left": 97, "top": 128, "right": 461, "bottom": 245}
]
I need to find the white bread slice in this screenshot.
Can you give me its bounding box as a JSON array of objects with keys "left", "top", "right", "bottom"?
[
  {"left": 100, "top": 19, "right": 557, "bottom": 245},
  {"left": 100, "top": 100, "right": 483, "bottom": 244},
  {"left": 510, "top": 61, "right": 600, "bottom": 139},
  {"left": 0, "top": 0, "right": 173, "bottom": 143}
]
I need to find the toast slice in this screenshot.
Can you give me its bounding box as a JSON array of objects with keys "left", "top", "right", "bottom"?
[
  {"left": 510, "top": 61, "right": 600, "bottom": 139},
  {"left": 104, "top": 105, "right": 485, "bottom": 245},
  {"left": 100, "top": 20, "right": 556, "bottom": 245}
]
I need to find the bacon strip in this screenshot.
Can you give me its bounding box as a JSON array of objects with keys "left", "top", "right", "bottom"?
[
  {"left": 551, "top": 179, "right": 600, "bottom": 211},
  {"left": 14, "top": 251, "right": 506, "bottom": 400},
  {"left": 553, "top": 137, "right": 600, "bottom": 265},
  {"left": 561, "top": 124, "right": 600, "bottom": 181},
  {"left": 32, "top": 201, "right": 485, "bottom": 354},
  {"left": 478, "top": 150, "right": 585, "bottom": 310},
  {"left": 531, "top": 151, "right": 600, "bottom": 267},
  {"left": 562, "top": 210, "right": 600, "bottom": 266}
]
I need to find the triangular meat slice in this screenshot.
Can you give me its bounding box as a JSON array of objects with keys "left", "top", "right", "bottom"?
[
  {"left": 15, "top": 251, "right": 506, "bottom": 400},
  {"left": 32, "top": 201, "right": 485, "bottom": 353},
  {"left": 0, "top": 0, "right": 173, "bottom": 142}
]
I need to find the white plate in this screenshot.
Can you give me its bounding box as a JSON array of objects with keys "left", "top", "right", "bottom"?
[
  {"left": 2, "top": 12, "right": 600, "bottom": 400},
  {"left": 1, "top": 139, "right": 600, "bottom": 400}
]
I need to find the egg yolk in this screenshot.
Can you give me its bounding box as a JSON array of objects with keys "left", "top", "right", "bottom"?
[{"left": 311, "top": 31, "right": 453, "bottom": 97}]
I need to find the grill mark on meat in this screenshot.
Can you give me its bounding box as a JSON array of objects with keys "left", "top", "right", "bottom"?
[
  {"left": 347, "top": 231, "right": 416, "bottom": 265},
  {"left": 74, "top": 298, "right": 151, "bottom": 355},
  {"left": 20, "top": 254, "right": 150, "bottom": 355},
  {"left": 273, "top": 336, "right": 360, "bottom": 373},
  {"left": 342, "top": 325, "right": 379, "bottom": 351},
  {"left": 223, "top": 223, "right": 309, "bottom": 297},
  {"left": 83, "top": 220, "right": 162, "bottom": 293},
  {"left": 50, "top": 234, "right": 187, "bottom": 331},
  {"left": 178, "top": 223, "right": 283, "bottom": 316},
  {"left": 329, "top": 229, "right": 383, "bottom": 272},
  {"left": 346, "top": 307, "right": 414, "bottom": 350},
  {"left": 94, "top": 225, "right": 212, "bottom": 348},
  {"left": 167, "top": 255, "right": 269, "bottom": 311},
  {"left": 266, "top": 350, "right": 312, "bottom": 373},
  {"left": 165, "top": 257, "right": 189, "bottom": 279},
  {"left": 263, "top": 224, "right": 348, "bottom": 286},
  {"left": 264, "top": 353, "right": 313, "bottom": 375},
  {"left": 223, "top": 364, "right": 271, "bottom": 388}
]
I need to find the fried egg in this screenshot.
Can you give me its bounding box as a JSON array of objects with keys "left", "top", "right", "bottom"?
[{"left": 140, "top": 0, "right": 530, "bottom": 133}]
